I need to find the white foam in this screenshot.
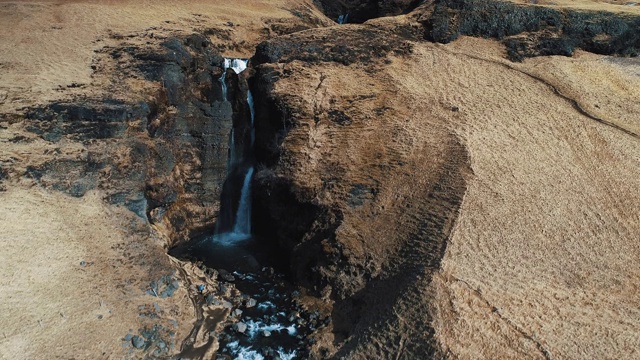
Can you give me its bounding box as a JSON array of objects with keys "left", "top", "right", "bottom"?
[
  {"left": 257, "top": 301, "right": 276, "bottom": 311},
  {"left": 277, "top": 348, "right": 297, "bottom": 360},
  {"left": 223, "top": 58, "right": 249, "bottom": 74},
  {"left": 244, "top": 320, "right": 297, "bottom": 338},
  {"left": 226, "top": 341, "right": 265, "bottom": 360}
]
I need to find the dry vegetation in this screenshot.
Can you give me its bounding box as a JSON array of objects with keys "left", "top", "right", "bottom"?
[{"left": 387, "top": 38, "right": 640, "bottom": 359}]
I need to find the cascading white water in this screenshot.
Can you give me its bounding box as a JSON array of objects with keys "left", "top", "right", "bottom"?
[
  {"left": 338, "top": 13, "right": 349, "bottom": 24},
  {"left": 215, "top": 57, "right": 255, "bottom": 244},
  {"left": 232, "top": 166, "right": 254, "bottom": 236},
  {"left": 220, "top": 58, "right": 249, "bottom": 101},
  {"left": 220, "top": 72, "right": 228, "bottom": 100}
]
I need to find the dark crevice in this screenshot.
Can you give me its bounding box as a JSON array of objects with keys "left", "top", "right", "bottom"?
[{"left": 313, "top": 0, "right": 425, "bottom": 24}]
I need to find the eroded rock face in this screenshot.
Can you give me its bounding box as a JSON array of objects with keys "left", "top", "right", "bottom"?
[
  {"left": 417, "top": 0, "right": 640, "bottom": 60},
  {"left": 250, "top": 21, "right": 472, "bottom": 357},
  {"left": 248, "top": 4, "right": 639, "bottom": 356},
  {"left": 24, "top": 33, "right": 234, "bottom": 245}
]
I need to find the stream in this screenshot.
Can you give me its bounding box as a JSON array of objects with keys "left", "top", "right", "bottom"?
[{"left": 170, "top": 58, "right": 322, "bottom": 359}]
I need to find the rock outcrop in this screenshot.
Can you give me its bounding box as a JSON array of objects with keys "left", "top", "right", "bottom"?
[
  {"left": 23, "top": 33, "right": 234, "bottom": 246},
  {"left": 418, "top": 0, "right": 640, "bottom": 60},
  {"left": 249, "top": 18, "right": 472, "bottom": 357}
]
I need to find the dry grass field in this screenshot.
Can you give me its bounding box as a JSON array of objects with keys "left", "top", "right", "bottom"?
[{"left": 386, "top": 38, "right": 640, "bottom": 359}]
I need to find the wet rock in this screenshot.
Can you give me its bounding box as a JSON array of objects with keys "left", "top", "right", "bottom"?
[
  {"left": 218, "top": 270, "right": 236, "bottom": 282},
  {"left": 246, "top": 298, "right": 257, "bottom": 308},
  {"left": 219, "top": 283, "right": 232, "bottom": 297},
  {"left": 262, "top": 330, "right": 271, "bottom": 337},
  {"left": 233, "top": 322, "right": 247, "bottom": 334},
  {"left": 205, "top": 294, "right": 218, "bottom": 306},
  {"left": 233, "top": 309, "right": 243, "bottom": 317}
]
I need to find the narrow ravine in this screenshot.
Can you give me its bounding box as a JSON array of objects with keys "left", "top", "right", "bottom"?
[{"left": 171, "top": 58, "right": 324, "bottom": 360}]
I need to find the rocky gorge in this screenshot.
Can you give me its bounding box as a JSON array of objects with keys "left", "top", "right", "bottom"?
[{"left": 1, "top": 0, "right": 639, "bottom": 359}]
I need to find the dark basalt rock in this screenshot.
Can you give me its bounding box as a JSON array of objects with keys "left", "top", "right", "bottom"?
[
  {"left": 314, "top": 0, "right": 424, "bottom": 24},
  {"left": 251, "top": 169, "right": 346, "bottom": 292},
  {"left": 25, "top": 100, "right": 151, "bottom": 141},
  {"left": 21, "top": 33, "right": 240, "bottom": 244},
  {"left": 253, "top": 27, "right": 416, "bottom": 66},
  {"left": 419, "top": 0, "right": 640, "bottom": 61}
]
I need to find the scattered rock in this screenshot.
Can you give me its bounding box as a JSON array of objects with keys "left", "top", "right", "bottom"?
[
  {"left": 131, "top": 335, "right": 145, "bottom": 349},
  {"left": 233, "top": 309, "right": 243, "bottom": 317},
  {"left": 233, "top": 322, "right": 247, "bottom": 334},
  {"left": 219, "top": 270, "right": 235, "bottom": 282},
  {"left": 246, "top": 298, "right": 257, "bottom": 308},
  {"left": 262, "top": 330, "right": 271, "bottom": 337},
  {"left": 147, "top": 275, "right": 180, "bottom": 298}
]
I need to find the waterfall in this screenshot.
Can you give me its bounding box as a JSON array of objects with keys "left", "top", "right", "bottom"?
[
  {"left": 232, "top": 166, "right": 254, "bottom": 236},
  {"left": 220, "top": 58, "right": 249, "bottom": 100},
  {"left": 214, "top": 57, "right": 255, "bottom": 245},
  {"left": 220, "top": 71, "right": 228, "bottom": 100},
  {"left": 338, "top": 13, "right": 349, "bottom": 24}
]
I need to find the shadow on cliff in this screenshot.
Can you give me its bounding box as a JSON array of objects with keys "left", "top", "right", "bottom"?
[
  {"left": 313, "top": 0, "right": 425, "bottom": 24},
  {"left": 249, "top": 22, "right": 473, "bottom": 357}
]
